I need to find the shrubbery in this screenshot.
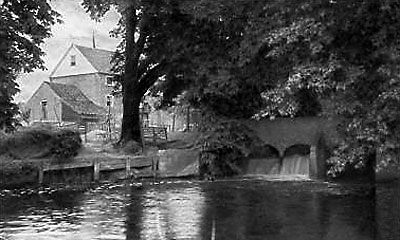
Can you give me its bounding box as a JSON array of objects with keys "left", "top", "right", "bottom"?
[
  {"left": 50, "top": 129, "right": 82, "bottom": 159},
  {"left": 0, "top": 127, "right": 82, "bottom": 160},
  {"left": 198, "top": 114, "right": 265, "bottom": 177}
]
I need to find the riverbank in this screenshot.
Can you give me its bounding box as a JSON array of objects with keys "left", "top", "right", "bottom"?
[
  {"left": 0, "top": 130, "right": 201, "bottom": 188},
  {"left": 2, "top": 129, "right": 398, "bottom": 188}
]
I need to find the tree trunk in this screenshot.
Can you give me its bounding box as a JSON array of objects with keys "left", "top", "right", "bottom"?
[
  {"left": 118, "top": 3, "right": 160, "bottom": 146},
  {"left": 119, "top": 3, "right": 143, "bottom": 145},
  {"left": 120, "top": 92, "right": 142, "bottom": 145},
  {"left": 172, "top": 113, "right": 176, "bottom": 132}
]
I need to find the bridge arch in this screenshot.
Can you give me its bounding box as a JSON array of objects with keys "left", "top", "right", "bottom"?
[
  {"left": 245, "top": 117, "right": 338, "bottom": 179},
  {"left": 244, "top": 144, "right": 281, "bottom": 175},
  {"left": 251, "top": 144, "right": 280, "bottom": 158},
  {"left": 283, "top": 144, "right": 311, "bottom": 158}
]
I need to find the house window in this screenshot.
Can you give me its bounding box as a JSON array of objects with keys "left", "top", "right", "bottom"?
[
  {"left": 106, "top": 76, "right": 114, "bottom": 87},
  {"left": 70, "top": 55, "right": 76, "bottom": 66},
  {"left": 41, "top": 99, "right": 48, "bottom": 120}
]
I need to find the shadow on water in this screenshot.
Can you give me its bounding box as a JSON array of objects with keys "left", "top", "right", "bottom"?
[
  {"left": 1, "top": 180, "right": 399, "bottom": 240},
  {"left": 197, "top": 181, "right": 379, "bottom": 240},
  {"left": 376, "top": 181, "right": 400, "bottom": 240},
  {"left": 124, "top": 180, "right": 394, "bottom": 240}
]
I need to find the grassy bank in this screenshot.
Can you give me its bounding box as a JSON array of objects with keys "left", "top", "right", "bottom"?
[
  {"left": 0, "top": 128, "right": 198, "bottom": 188},
  {"left": 0, "top": 127, "right": 82, "bottom": 188}
]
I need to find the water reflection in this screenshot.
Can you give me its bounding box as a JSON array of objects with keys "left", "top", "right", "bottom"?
[
  {"left": 126, "top": 182, "right": 205, "bottom": 239},
  {"left": 198, "top": 181, "right": 378, "bottom": 240},
  {"left": 1, "top": 180, "right": 399, "bottom": 240},
  {"left": 0, "top": 185, "right": 129, "bottom": 240},
  {"left": 77, "top": 185, "right": 127, "bottom": 239},
  {"left": 0, "top": 188, "right": 85, "bottom": 240},
  {"left": 376, "top": 181, "right": 400, "bottom": 240}
]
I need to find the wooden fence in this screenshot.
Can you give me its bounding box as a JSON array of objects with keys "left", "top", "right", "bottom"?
[{"left": 142, "top": 126, "right": 168, "bottom": 143}]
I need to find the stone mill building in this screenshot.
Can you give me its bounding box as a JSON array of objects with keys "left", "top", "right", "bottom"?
[{"left": 26, "top": 44, "right": 122, "bottom": 128}]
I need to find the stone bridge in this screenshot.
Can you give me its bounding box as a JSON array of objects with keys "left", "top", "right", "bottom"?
[{"left": 245, "top": 117, "right": 340, "bottom": 179}]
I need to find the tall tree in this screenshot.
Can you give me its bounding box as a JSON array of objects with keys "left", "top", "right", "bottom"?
[
  {"left": 0, "top": 0, "right": 60, "bottom": 132},
  {"left": 82, "top": 0, "right": 216, "bottom": 145}
]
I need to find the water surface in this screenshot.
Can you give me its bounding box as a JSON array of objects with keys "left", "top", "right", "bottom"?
[{"left": 1, "top": 179, "right": 399, "bottom": 240}]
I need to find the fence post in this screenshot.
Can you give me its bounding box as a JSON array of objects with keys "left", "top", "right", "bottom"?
[
  {"left": 93, "top": 159, "right": 100, "bottom": 181},
  {"left": 38, "top": 163, "right": 44, "bottom": 184},
  {"left": 140, "top": 123, "right": 145, "bottom": 151},
  {"left": 126, "top": 158, "right": 131, "bottom": 179},
  {"left": 152, "top": 156, "right": 159, "bottom": 179}
]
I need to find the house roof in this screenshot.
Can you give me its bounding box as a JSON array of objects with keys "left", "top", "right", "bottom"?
[
  {"left": 46, "top": 82, "right": 106, "bottom": 116},
  {"left": 74, "top": 45, "right": 114, "bottom": 74}
]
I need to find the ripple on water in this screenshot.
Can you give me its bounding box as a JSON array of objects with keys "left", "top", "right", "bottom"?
[{"left": 1, "top": 179, "right": 398, "bottom": 240}]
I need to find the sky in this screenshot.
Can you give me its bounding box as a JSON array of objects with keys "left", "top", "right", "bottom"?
[{"left": 14, "top": 0, "right": 121, "bottom": 103}]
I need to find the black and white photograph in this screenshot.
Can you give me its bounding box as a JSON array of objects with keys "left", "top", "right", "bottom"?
[{"left": 0, "top": 0, "right": 399, "bottom": 239}]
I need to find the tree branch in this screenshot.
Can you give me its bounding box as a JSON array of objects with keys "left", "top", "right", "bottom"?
[
  {"left": 137, "top": 57, "right": 152, "bottom": 78},
  {"left": 137, "top": 60, "right": 167, "bottom": 96},
  {"left": 132, "top": 11, "right": 150, "bottom": 76},
  {"left": 123, "top": 2, "right": 150, "bottom": 91}
]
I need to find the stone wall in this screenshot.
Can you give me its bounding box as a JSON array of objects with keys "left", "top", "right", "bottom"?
[
  {"left": 244, "top": 117, "right": 400, "bottom": 181},
  {"left": 246, "top": 117, "right": 340, "bottom": 154},
  {"left": 156, "top": 149, "right": 199, "bottom": 178}
]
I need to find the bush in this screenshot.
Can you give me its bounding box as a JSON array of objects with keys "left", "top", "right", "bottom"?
[
  {"left": 198, "top": 114, "right": 264, "bottom": 178},
  {"left": 0, "top": 127, "right": 82, "bottom": 160},
  {"left": 50, "top": 129, "right": 82, "bottom": 159}
]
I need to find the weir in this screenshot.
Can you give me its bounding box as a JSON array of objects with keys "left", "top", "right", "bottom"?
[
  {"left": 245, "top": 151, "right": 311, "bottom": 177},
  {"left": 281, "top": 144, "right": 310, "bottom": 176},
  {"left": 280, "top": 155, "right": 310, "bottom": 176},
  {"left": 245, "top": 117, "right": 339, "bottom": 180}
]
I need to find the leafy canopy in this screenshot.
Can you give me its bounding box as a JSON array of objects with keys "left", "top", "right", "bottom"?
[
  {"left": 0, "top": 0, "right": 60, "bottom": 132},
  {"left": 179, "top": 0, "right": 400, "bottom": 173}
]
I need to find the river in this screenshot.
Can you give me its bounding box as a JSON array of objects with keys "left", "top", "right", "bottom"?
[{"left": 1, "top": 178, "right": 399, "bottom": 240}]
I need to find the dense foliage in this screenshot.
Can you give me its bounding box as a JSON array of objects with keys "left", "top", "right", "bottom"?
[
  {"left": 0, "top": 0, "right": 60, "bottom": 132},
  {"left": 198, "top": 115, "right": 261, "bottom": 177},
  {"left": 183, "top": 0, "right": 400, "bottom": 175},
  {"left": 84, "top": 0, "right": 400, "bottom": 175}
]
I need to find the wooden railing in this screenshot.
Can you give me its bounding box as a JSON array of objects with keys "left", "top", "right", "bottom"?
[{"left": 142, "top": 126, "right": 168, "bottom": 142}]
